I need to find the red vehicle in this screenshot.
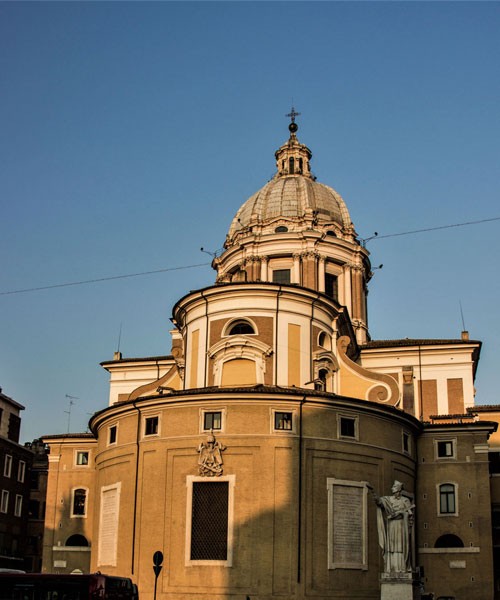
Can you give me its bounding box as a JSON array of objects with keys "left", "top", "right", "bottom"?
[{"left": 0, "top": 573, "right": 138, "bottom": 600}]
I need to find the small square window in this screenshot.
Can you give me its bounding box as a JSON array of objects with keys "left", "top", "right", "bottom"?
[
  {"left": 437, "top": 440, "right": 455, "bottom": 459},
  {"left": 204, "top": 412, "right": 222, "bottom": 431},
  {"left": 109, "top": 425, "right": 117, "bottom": 445},
  {"left": 145, "top": 416, "right": 159, "bottom": 436},
  {"left": 14, "top": 494, "right": 23, "bottom": 517},
  {"left": 4, "top": 455, "right": 12, "bottom": 478},
  {"left": 339, "top": 416, "right": 356, "bottom": 439},
  {"left": 76, "top": 451, "right": 89, "bottom": 466},
  {"left": 18, "top": 461, "right": 26, "bottom": 483},
  {"left": 274, "top": 412, "right": 293, "bottom": 431}
]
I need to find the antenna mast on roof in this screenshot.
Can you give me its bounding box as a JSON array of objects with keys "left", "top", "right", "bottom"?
[{"left": 64, "top": 394, "right": 79, "bottom": 433}]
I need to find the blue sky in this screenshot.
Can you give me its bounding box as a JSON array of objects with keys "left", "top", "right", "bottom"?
[{"left": 1, "top": 2, "right": 499, "bottom": 442}]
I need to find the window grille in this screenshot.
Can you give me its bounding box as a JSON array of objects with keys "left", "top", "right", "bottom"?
[
  {"left": 190, "top": 481, "right": 228, "bottom": 560},
  {"left": 272, "top": 269, "right": 291, "bottom": 284}
]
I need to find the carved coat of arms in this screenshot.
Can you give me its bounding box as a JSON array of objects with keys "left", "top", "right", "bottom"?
[{"left": 197, "top": 433, "right": 226, "bottom": 476}]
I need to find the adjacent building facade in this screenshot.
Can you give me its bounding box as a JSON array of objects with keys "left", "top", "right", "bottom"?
[
  {"left": 41, "top": 118, "right": 499, "bottom": 599},
  {"left": 0, "top": 388, "right": 33, "bottom": 570}
]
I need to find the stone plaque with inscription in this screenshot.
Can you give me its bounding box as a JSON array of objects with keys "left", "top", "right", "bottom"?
[{"left": 327, "top": 478, "right": 368, "bottom": 570}]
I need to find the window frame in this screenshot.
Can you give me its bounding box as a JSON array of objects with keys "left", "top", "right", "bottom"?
[
  {"left": 435, "top": 438, "right": 456, "bottom": 460},
  {"left": 438, "top": 482, "right": 458, "bottom": 517},
  {"left": 271, "top": 409, "right": 296, "bottom": 434},
  {"left": 1, "top": 489, "right": 9, "bottom": 513},
  {"left": 17, "top": 460, "right": 26, "bottom": 483},
  {"left": 201, "top": 409, "right": 225, "bottom": 433},
  {"left": 144, "top": 415, "right": 160, "bottom": 437},
  {"left": 272, "top": 268, "right": 291, "bottom": 285},
  {"left": 71, "top": 487, "right": 88, "bottom": 518},
  {"left": 185, "top": 474, "right": 235, "bottom": 567},
  {"left": 402, "top": 431, "right": 411, "bottom": 456},
  {"left": 14, "top": 494, "right": 23, "bottom": 517},
  {"left": 222, "top": 318, "right": 258, "bottom": 338},
  {"left": 4, "top": 454, "right": 12, "bottom": 478},
  {"left": 75, "top": 450, "right": 90, "bottom": 467},
  {"left": 337, "top": 414, "right": 358, "bottom": 441},
  {"left": 108, "top": 424, "right": 118, "bottom": 445}
]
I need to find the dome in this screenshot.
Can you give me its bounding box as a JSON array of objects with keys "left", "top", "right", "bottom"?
[
  {"left": 228, "top": 175, "right": 352, "bottom": 238},
  {"left": 227, "top": 115, "right": 353, "bottom": 241}
]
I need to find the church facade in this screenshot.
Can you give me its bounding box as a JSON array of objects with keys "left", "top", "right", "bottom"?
[{"left": 42, "top": 117, "right": 499, "bottom": 599}]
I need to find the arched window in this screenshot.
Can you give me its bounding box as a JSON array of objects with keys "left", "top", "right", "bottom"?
[
  {"left": 66, "top": 534, "right": 89, "bottom": 547},
  {"left": 289, "top": 157, "right": 295, "bottom": 174},
  {"left": 228, "top": 321, "right": 255, "bottom": 335},
  {"left": 439, "top": 484, "right": 457, "bottom": 515},
  {"left": 326, "top": 230, "right": 337, "bottom": 237},
  {"left": 275, "top": 226, "right": 288, "bottom": 233},
  {"left": 318, "top": 332, "right": 332, "bottom": 350},
  {"left": 435, "top": 534, "right": 464, "bottom": 548},
  {"left": 72, "top": 488, "right": 87, "bottom": 517}
]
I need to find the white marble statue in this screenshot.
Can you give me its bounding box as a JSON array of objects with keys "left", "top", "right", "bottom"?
[{"left": 371, "top": 480, "right": 414, "bottom": 574}]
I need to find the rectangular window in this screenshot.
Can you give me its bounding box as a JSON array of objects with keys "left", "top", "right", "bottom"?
[
  {"left": 109, "top": 425, "right": 117, "bottom": 444},
  {"left": 186, "top": 475, "right": 235, "bottom": 566},
  {"left": 204, "top": 412, "right": 222, "bottom": 431},
  {"left": 439, "top": 484, "right": 457, "bottom": 515},
  {"left": 76, "top": 451, "right": 89, "bottom": 466},
  {"left": 272, "top": 269, "right": 291, "bottom": 284},
  {"left": 403, "top": 432, "right": 410, "bottom": 455},
  {"left": 8, "top": 413, "right": 21, "bottom": 442},
  {"left": 72, "top": 488, "right": 87, "bottom": 517},
  {"left": 145, "top": 416, "right": 159, "bottom": 436},
  {"left": 4, "top": 455, "right": 12, "bottom": 478},
  {"left": 17, "top": 461, "right": 26, "bottom": 482},
  {"left": 325, "top": 273, "right": 338, "bottom": 301},
  {"left": 30, "top": 471, "right": 39, "bottom": 490},
  {"left": 437, "top": 440, "right": 455, "bottom": 459},
  {"left": 274, "top": 411, "right": 293, "bottom": 431},
  {"left": 1, "top": 490, "right": 9, "bottom": 513},
  {"left": 28, "top": 499, "right": 40, "bottom": 519},
  {"left": 338, "top": 415, "right": 357, "bottom": 439},
  {"left": 14, "top": 494, "right": 22, "bottom": 517}
]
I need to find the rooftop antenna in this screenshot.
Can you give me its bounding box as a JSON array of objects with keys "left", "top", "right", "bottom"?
[
  {"left": 64, "top": 394, "right": 79, "bottom": 433},
  {"left": 117, "top": 322, "right": 123, "bottom": 353}
]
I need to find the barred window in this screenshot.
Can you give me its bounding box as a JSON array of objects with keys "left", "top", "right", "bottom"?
[
  {"left": 272, "top": 269, "right": 291, "bottom": 284},
  {"left": 190, "top": 481, "right": 229, "bottom": 561}
]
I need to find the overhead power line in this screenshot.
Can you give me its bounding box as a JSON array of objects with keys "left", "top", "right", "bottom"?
[
  {"left": 2, "top": 216, "right": 499, "bottom": 297},
  {"left": 0, "top": 262, "right": 211, "bottom": 296},
  {"left": 362, "top": 216, "right": 500, "bottom": 245}
]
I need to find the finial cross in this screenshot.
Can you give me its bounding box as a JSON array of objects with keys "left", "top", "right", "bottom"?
[{"left": 286, "top": 106, "right": 300, "bottom": 123}]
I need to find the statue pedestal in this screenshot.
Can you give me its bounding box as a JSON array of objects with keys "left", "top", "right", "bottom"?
[{"left": 380, "top": 572, "right": 421, "bottom": 600}]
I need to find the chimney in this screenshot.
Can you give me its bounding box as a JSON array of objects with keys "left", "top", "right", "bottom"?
[{"left": 461, "top": 330, "right": 469, "bottom": 341}]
